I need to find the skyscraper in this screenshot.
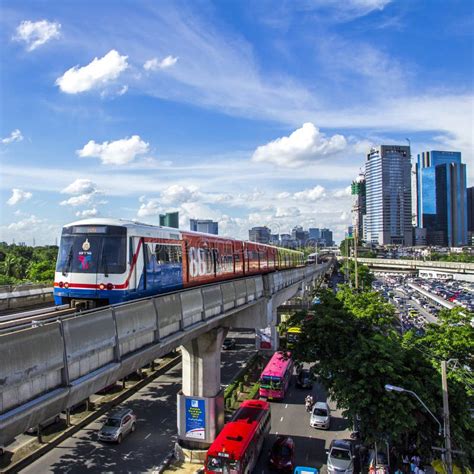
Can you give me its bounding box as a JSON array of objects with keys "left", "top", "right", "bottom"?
[
  {"left": 249, "top": 226, "right": 271, "bottom": 244},
  {"left": 320, "top": 228, "right": 333, "bottom": 246},
  {"left": 467, "top": 186, "right": 474, "bottom": 245},
  {"left": 416, "top": 151, "right": 467, "bottom": 246},
  {"left": 190, "top": 219, "right": 219, "bottom": 235},
  {"left": 365, "top": 145, "right": 412, "bottom": 246},
  {"left": 159, "top": 211, "right": 179, "bottom": 229}
]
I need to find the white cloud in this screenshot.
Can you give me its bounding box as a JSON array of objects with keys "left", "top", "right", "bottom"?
[
  {"left": 14, "top": 20, "right": 61, "bottom": 51},
  {"left": 299, "top": 0, "right": 392, "bottom": 21},
  {"left": 77, "top": 135, "right": 149, "bottom": 165},
  {"left": 7, "top": 188, "right": 32, "bottom": 206},
  {"left": 252, "top": 123, "right": 347, "bottom": 167},
  {"left": 293, "top": 185, "right": 326, "bottom": 201},
  {"left": 60, "top": 194, "right": 93, "bottom": 207},
  {"left": 275, "top": 207, "right": 301, "bottom": 218},
  {"left": 144, "top": 55, "right": 179, "bottom": 71},
  {"left": 56, "top": 50, "right": 128, "bottom": 94},
  {"left": 161, "top": 184, "right": 200, "bottom": 205},
  {"left": 137, "top": 198, "right": 162, "bottom": 217},
  {"left": 61, "top": 178, "right": 98, "bottom": 195},
  {"left": 1, "top": 129, "right": 24, "bottom": 144},
  {"left": 75, "top": 208, "right": 99, "bottom": 218},
  {"left": 333, "top": 186, "right": 352, "bottom": 198},
  {"left": 8, "top": 215, "right": 42, "bottom": 231}
]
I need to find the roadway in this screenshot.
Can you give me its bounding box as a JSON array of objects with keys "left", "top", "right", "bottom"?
[
  {"left": 254, "top": 365, "right": 351, "bottom": 473},
  {"left": 20, "top": 329, "right": 257, "bottom": 474}
]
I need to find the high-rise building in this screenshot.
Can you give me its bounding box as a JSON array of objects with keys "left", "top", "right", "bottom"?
[
  {"left": 291, "top": 226, "right": 308, "bottom": 246},
  {"left": 416, "top": 151, "right": 467, "bottom": 246},
  {"left": 365, "top": 145, "right": 412, "bottom": 246},
  {"left": 159, "top": 211, "right": 179, "bottom": 229},
  {"left": 467, "top": 186, "right": 474, "bottom": 245},
  {"left": 190, "top": 219, "right": 218, "bottom": 235},
  {"left": 249, "top": 226, "right": 271, "bottom": 244},
  {"left": 320, "top": 228, "right": 333, "bottom": 246},
  {"left": 308, "top": 228, "right": 320, "bottom": 242},
  {"left": 351, "top": 173, "right": 366, "bottom": 240}
]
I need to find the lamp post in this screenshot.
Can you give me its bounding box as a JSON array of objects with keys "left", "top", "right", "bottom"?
[{"left": 384, "top": 384, "right": 451, "bottom": 474}]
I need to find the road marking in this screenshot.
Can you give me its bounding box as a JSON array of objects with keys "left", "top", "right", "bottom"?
[
  {"left": 280, "top": 416, "right": 284, "bottom": 422},
  {"left": 276, "top": 431, "right": 278, "bottom": 435},
  {"left": 145, "top": 433, "right": 151, "bottom": 439},
  {"left": 285, "top": 404, "right": 288, "bottom": 408}
]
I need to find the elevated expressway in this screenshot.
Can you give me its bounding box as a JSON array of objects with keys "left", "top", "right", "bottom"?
[
  {"left": 0, "top": 261, "right": 334, "bottom": 447},
  {"left": 342, "top": 257, "right": 474, "bottom": 281}
]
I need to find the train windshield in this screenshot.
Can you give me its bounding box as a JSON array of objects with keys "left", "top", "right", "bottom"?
[{"left": 56, "top": 225, "right": 126, "bottom": 274}]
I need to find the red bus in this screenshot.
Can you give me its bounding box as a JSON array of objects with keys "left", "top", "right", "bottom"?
[
  {"left": 259, "top": 351, "right": 293, "bottom": 400},
  {"left": 204, "top": 399, "right": 271, "bottom": 474}
]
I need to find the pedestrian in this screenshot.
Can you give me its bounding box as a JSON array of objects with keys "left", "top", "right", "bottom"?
[
  {"left": 402, "top": 454, "right": 410, "bottom": 473},
  {"left": 418, "top": 466, "right": 425, "bottom": 474},
  {"left": 411, "top": 454, "right": 421, "bottom": 469}
]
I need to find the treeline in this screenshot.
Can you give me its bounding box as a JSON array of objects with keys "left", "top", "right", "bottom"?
[
  {"left": 0, "top": 242, "right": 58, "bottom": 285},
  {"left": 430, "top": 252, "right": 474, "bottom": 263},
  {"left": 289, "top": 263, "right": 473, "bottom": 468}
]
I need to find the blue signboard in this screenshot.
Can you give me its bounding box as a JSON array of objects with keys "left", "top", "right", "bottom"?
[{"left": 185, "top": 398, "right": 206, "bottom": 439}]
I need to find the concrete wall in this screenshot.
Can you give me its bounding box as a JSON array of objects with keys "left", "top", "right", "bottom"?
[{"left": 0, "top": 263, "right": 331, "bottom": 444}]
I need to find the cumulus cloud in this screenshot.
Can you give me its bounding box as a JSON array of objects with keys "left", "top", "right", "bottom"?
[
  {"left": 14, "top": 20, "right": 61, "bottom": 51},
  {"left": 333, "top": 186, "right": 352, "bottom": 198},
  {"left": 56, "top": 50, "right": 128, "bottom": 94},
  {"left": 275, "top": 207, "right": 301, "bottom": 218},
  {"left": 8, "top": 215, "right": 42, "bottom": 230},
  {"left": 252, "top": 123, "right": 347, "bottom": 167},
  {"left": 7, "top": 188, "right": 32, "bottom": 206},
  {"left": 1, "top": 129, "right": 24, "bottom": 144},
  {"left": 77, "top": 135, "right": 149, "bottom": 165},
  {"left": 293, "top": 185, "right": 326, "bottom": 201},
  {"left": 61, "top": 178, "right": 98, "bottom": 195},
  {"left": 137, "top": 198, "right": 162, "bottom": 217},
  {"left": 75, "top": 208, "right": 99, "bottom": 218},
  {"left": 144, "top": 55, "right": 179, "bottom": 71},
  {"left": 161, "top": 184, "right": 200, "bottom": 204},
  {"left": 60, "top": 194, "right": 94, "bottom": 207}
]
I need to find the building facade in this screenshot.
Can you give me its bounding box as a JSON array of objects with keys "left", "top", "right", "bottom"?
[
  {"left": 249, "top": 226, "right": 271, "bottom": 244},
  {"left": 190, "top": 219, "right": 218, "bottom": 235},
  {"left": 351, "top": 173, "right": 366, "bottom": 241},
  {"left": 159, "top": 212, "right": 179, "bottom": 229},
  {"left": 467, "top": 186, "right": 474, "bottom": 245},
  {"left": 365, "top": 145, "right": 413, "bottom": 246},
  {"left": 416, "top": 151, "right": 467, "bottom": 246},
  {"left": 320, "top": 228, "right": 333, "bottom": 246}
]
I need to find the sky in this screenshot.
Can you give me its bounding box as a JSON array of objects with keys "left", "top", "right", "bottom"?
[{"left": 0, "top": 0, "right": 473, "bottom": 246}]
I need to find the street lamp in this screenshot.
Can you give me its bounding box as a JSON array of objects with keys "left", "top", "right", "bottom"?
[{"left": 384, "top": 384, "right": 443, "bottom": 436}]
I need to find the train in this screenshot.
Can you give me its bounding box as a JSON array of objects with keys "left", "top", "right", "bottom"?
[{"left": 54, "top": 218, "right": 305, "bottom": 308}]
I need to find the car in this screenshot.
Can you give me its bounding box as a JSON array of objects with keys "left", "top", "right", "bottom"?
[
  {"left": 98, "top": 408, "right": 136, "bottom": 443},
  {"left": 222, "top": 338, "right": 236, "bottom": 350},
  {"left": 310, "top": 402, "right": 331, "bottom": 429},
  {"left": 26, "top": 413, "right": 62, "bottom": 434},
  {"left": 296, "top": 369, "right": 313, "bottom": 389},
  {"left": 268, "top": 435, "right": 295, "bottom": 472},
  {"left": 326, "top": 439, "right": 356, "bottom": 474}
]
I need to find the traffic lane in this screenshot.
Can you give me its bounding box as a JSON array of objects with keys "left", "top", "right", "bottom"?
[
  {"left": 254, "top": 374, "right": 350, "bottom": 473},
  {"left": 21, "top": 331, "right": 256, "bottom": 474},
  {"left": 20, "top": 364, "right": 183, "bottom": 474}
]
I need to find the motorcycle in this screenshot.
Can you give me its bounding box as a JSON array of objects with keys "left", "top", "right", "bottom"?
[{"left": 305, "top": 398, "right": 314, "bottom": 412}]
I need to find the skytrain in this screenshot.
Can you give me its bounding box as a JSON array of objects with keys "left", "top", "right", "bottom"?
[{"left": 54, "top": 219, "right": 305, "bottom": 308}]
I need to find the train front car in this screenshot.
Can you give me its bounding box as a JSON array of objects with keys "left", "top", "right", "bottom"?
[{"left": 54, "top": 220, "right": 128, "bottom": 308}]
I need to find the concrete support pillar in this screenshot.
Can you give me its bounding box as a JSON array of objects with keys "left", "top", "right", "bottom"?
[
  {"left": 181, "top": 327, "right": 227, "bottom": 398},
  {"left": 177, "top": 327, "right": 227, "bottom": 451}
]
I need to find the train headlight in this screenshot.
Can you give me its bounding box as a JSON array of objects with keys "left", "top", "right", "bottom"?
[
  {"left": 99, "top": 283, "right": 105, "bottom": 290},
  {"left": 106, "top": 283, "right": 114, "bottom": 291}
]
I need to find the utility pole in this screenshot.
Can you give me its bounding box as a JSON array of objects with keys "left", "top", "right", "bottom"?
[{"left": 441, "top": 360, "right": 453, "bottom": 474}]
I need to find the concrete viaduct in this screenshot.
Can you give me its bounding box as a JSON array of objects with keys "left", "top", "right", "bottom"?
[{"left": 0, "top": 261, "right": 334, "bottom": 448}]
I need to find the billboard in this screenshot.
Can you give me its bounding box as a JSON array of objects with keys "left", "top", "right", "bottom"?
[{"left": 185, "top": 398, "right": 206, "bottom": 439}]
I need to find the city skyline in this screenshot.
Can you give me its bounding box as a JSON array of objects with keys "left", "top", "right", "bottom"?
[{"left": 1, "top": 1, "right": 473, "bottom": 246}]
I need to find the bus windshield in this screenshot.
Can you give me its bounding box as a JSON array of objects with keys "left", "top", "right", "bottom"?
[
  {"left": 260, "top": 376, "right": 282, "bottom": 390},
  {"left": 56, "top": 227, "right": 126, "bottom": 274},
  {"left": 206, "top": 456, "right": 239, "bottom": 473}
]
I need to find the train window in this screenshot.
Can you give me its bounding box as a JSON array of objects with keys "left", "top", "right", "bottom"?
[
  {"left": 100, "top": 236, "right": 127, "bottom": 274},
  {"left": 155, "top": 244, "right": 182, "bottom": 264}
]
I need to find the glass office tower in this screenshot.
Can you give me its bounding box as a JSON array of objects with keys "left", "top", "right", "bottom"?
[
  {"left": 416, "top": 151, "right": 467, "bottom": 246},
  {"left": 365, "top": 145, "right": 412, "bottom": 246}
]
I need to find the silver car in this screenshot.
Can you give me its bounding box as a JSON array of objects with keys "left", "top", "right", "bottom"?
[
  {"left": 310, "top": 401, "right": 331, "bottom": 429},
  {"left": 326, "top": 439, "right": 355, "bottom": 474},
  {"left": 98, "top": 408, "right": 136, "bottom": 444}
]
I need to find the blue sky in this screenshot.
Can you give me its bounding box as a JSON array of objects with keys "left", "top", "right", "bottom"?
[{"left": 1, "top": 0, "right": 473, "bottom": 245}]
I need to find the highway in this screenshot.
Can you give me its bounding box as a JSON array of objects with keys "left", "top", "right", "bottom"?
[
  {"left": 20, "top": 330, "right": 257, "bottom": 474},
  {"left": 254, "top": 364, "right": 351, "bottom": 473}
]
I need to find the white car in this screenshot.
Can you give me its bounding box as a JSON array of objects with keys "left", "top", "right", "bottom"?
[{"left": 310, "top": 401, "right": 331, "bottom": 429}]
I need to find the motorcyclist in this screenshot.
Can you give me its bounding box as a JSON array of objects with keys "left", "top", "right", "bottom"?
[{"left": 305, "top": 394, "right": 314, "bottom": 411}]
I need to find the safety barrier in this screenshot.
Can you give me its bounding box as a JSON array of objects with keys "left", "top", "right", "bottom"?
[{"left": 0, "top": 263, "right": 331, "bottom": 444}]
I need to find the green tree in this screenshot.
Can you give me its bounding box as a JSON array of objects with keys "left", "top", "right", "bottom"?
[{"left": 27, "top": 261, "right": 55, "bottom": 282}]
